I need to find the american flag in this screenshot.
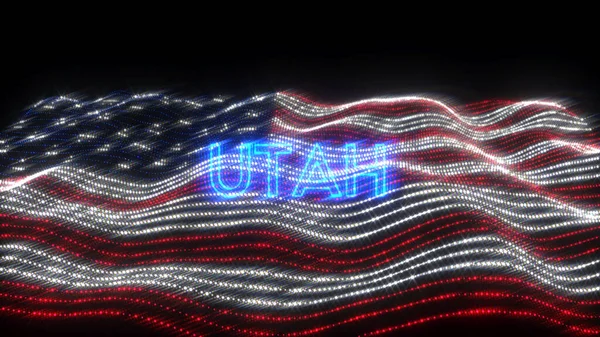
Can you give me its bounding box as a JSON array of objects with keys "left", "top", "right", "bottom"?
[{"left": 0, "top": 91, "right": 599, "bottom": 336}]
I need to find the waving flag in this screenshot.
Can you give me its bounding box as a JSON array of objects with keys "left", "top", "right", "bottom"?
[{"left": 0, "top": 91, "right": 599, "bottom": 336}]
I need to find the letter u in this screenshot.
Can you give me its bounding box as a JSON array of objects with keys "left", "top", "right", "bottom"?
[{"left": 209, "top": 142, "right": 252, "bottom": 198}]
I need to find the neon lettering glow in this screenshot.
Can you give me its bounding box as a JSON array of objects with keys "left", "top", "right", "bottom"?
[
  {"left": 208, "top": 141, "right": 391, "bottom": 199},
  {"left": 253, "top": 142, "right": 293, "bottom": 198},
  {"left": 209, "top": 142, "right": 253, "bottom": 198}
]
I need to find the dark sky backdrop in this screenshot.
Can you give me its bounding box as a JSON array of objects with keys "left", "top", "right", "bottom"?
[
  {"left": 1, "top": 40, "right": 600, "bottom": 128},
  {"left": 0, "top": 37, "right": 599, "bottom": 337}
]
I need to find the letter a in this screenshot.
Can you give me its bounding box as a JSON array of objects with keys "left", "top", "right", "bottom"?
[{"left": 292, "top": 143, "right": 341, "bottom": 198}]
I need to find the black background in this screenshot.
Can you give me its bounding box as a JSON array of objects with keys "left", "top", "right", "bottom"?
[
  {"left": 1, "top": 28, "right": 599, "bottom": 337},
  {"left": 2, "top": 35, "right": 600, "bottom": 130}
]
